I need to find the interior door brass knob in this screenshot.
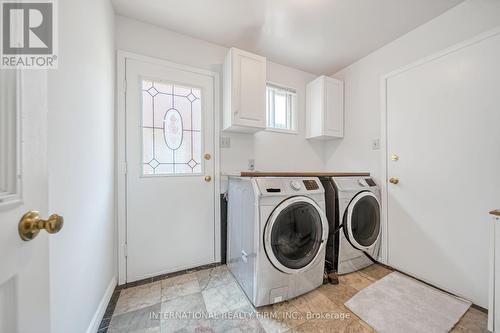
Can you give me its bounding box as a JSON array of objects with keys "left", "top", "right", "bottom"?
[
  {"left": 18, "top": 211, "right": 64, "bottom": 241},
  {"left": 204, "top": 175, "right": 212, "bottom": 182},
  {"left": 204, "top": 153, "right": 211, "bottom": 160},
  {"left": 389, "top": 177, "right": 399, "bottom": 185}
]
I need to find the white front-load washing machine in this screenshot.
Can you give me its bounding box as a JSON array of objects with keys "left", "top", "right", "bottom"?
[
  {"left": 227, "top": 177, "right": 329, "bottom": 307},
  {"left": 321, "top": 176, "right": 381, "bottom": 275}
]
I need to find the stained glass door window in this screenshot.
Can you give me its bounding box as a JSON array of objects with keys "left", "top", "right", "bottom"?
[{"left": 141, "top": 80, "right": 202, "bottom": 175}]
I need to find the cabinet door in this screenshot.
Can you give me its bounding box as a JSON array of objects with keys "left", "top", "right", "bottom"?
[
  {"left": 234, "top": 50, "right": 266, "bottom": 128},
  {"left": 324, "top": 78, "right": 344, "bottom": 137}
]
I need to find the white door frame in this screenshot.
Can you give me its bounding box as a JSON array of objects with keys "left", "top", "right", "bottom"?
[
  {"left": 379, "top": 26, "right": 500, "bottom": 266},
  {"left": 116, "top": 51, "right": 221, "bottom": 285}
]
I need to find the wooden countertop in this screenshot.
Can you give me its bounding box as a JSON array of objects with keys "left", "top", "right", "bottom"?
[
  {"left": 237, "top": 171, "right": 370, "bottom": 177},
  {"left": 490, "top": 209, "right": 500, "bottom": 217}
]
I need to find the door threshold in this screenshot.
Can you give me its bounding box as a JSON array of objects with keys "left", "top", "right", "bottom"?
[{"left": 119, "top": 262, "right": 222, "bottom": 290}]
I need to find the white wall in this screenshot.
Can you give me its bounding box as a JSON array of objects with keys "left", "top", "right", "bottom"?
[
  {"left": 115, "top": 16, "right": 325, "bottom": 188},
  {"left": 47, "top": 0, "right": 116, "bottom": 332},
  {"left": 325, "top": 0, "right": 500, "bottom": 182}
]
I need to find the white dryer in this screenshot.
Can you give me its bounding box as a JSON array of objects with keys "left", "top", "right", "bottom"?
[
  {"left": 322, "top": 176, "right": 381, "bottom": 275},
  {"left": 227, "top": 177, "right": 328, "bottom": 307}
]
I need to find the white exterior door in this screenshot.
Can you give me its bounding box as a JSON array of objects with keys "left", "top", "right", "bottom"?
[
  {"left": 0, "top": 70, "right": 51, "bottom": 333},
  {"left": 385, "top": 31, "right": 500, "bottom": 307},
  {"left": 125, "top": 58, "right": 217, "bottom": 282}
]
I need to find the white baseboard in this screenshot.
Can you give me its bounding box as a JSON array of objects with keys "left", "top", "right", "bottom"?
[{"left": 86, "top": 276, "right": 117, "bottom": 333}]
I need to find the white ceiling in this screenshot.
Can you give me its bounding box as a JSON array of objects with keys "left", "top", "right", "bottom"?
[{"left": 112, "top": 0, "right": 465, "bottom": 74}]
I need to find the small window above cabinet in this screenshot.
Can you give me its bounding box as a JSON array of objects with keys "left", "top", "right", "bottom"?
[
  {"left": 266, "top": 83, "right": 297, "bottom": 133},
  {"left": 306, "top": 76, "right": 344, "bottom": 139},
  {"left": 223, "top": 47, "right": 266, "bottom": 133}
]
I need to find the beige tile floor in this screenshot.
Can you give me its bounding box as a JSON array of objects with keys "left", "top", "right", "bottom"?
[{"left": 105, "top": 264, "right": 487, "bottom": 333}]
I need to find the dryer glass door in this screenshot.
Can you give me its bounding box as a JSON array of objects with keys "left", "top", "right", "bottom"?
[
  {"left": 264, "top": 197, "right": 326, "bottom": 274},
  {"left": 345, "top": 192, "right": 380, "bottom": 250}
]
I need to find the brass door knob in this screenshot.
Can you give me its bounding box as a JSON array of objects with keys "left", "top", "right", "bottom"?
[
  {"left": 204, "top": 175, "right": 212, "bottom": 182},
  {"left": 204, "top": 153, "right": 211, "bottom": 160},
  {"left": 19, "top": 211, "right": 64, "bottom": 241},
  {"left": 389, "top": 177, "right": 399, "bottom": 185}
]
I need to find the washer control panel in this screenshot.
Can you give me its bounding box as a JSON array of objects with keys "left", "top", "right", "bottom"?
[
  {"left": 303, "top": 179, "right": 319, "bottom": 190},
  {"left": 290, "top": 180, "right": 302, "bottom": 191},
  {"left": 256, "top": 177, "right": 324, "bottom": 195}
]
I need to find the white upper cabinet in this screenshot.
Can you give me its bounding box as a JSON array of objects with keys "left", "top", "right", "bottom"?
[
  {"left": 223, "top": 48, "right": 266, "bottom": 133},
  {"left": 306, "top": 76, "right": 344, "bottom": 139}
]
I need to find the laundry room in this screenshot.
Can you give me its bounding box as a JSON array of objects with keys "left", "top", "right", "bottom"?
[{"left": 1, "top": 1, "right": 500, "bottom": 333}]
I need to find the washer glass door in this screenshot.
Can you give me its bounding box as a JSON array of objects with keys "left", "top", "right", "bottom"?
[
  {"left": 345, "top": 192, "right": 380, "bottom": 250},
  {"left": 265, "top": 197, "right": 326, "bottom": 273}
]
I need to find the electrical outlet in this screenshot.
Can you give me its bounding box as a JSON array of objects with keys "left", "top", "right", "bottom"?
[
  {"left": 248, "top": 159, "right": 255, "bottom": 171},
  {"left": 371, "top": 138, "right": 380, "bottom": 151},
  {"left": 220, "top": 136, "right": 231, "bottom": 148}
]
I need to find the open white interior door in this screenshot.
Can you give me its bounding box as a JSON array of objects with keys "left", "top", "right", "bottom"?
[{"left": 0, "top": 70, "right": 52, "bottom": 333}]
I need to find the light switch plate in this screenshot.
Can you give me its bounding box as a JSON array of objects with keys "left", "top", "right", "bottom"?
[
  {"left": 371, "top": 138, "right": 380, "bottom": 151},
  {"left": 220, "top": 136, "right": 231, "bottom": 148},
  {"left": 248, "top": 159, "right": 255, "bottom": 171}
]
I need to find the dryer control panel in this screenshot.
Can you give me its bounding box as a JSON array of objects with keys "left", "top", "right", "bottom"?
[
  {"left": 333, "top": 177, "right": 378, "bottom": 192},
  {"left": 256, "top": 177, "right": 324, "bottom": 195}
]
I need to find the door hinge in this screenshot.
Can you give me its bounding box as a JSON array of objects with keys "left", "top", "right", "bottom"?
[{"left": 124, "top": 243, "right": 128, "bottom": 257}]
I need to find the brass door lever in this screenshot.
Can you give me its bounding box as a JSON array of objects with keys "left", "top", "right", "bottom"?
[{"left": 389, "top": 177, "right": 399, "bottom": 185}]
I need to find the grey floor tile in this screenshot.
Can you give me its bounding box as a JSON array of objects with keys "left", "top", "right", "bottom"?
[
  {"left": 160, "top": 292, "right": 210, "bottom": 333},
  {"left": 197, "top": 265, "right": 235, "bottom": 290},
  {"left": 114, "top": 281, "right": 162, "bottom": 316},
  {"left": 99, "top": 317, "right": 111, "bottom": 330},
  {"left": 162, "top": 272, "right": 198, "bottom": 288},
  {"left": 256, "top": 301, "right": 306, "bottom": 333},
  {"left": 107, "top": 265, "right": 488, "bottom": 333},
  {"left": 161, "top": 278, "right": 201, "bottom": 302},
  {"left": 210, "top": 317, "right": 265, "bottom": 333},
  {"left": 210, "top": 303, "right": 261, "bottom": 333},
  {"left": 108, "top": 303, "right": 161, "bottom": 333},
  {"left": 202, "top": 280, "right": 251, "bottom": 315}
]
